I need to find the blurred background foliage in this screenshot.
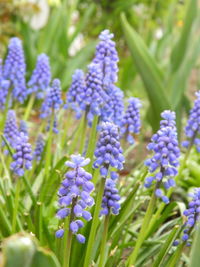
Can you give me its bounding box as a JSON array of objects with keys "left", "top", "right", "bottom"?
[{"left": 0, "top": 0, "right": 200, "bottom": 131}]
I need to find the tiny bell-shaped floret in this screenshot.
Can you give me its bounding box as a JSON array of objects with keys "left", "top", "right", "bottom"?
[
  {"left": 34, "top": 134, "right": 45, "bottom": 162},
  {"left": 3, "top": 110, "right": 19, "bottom": 149}
]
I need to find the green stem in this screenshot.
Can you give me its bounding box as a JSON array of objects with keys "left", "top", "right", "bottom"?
[
  {"left": 23, "top": 94, "right": 35, "bottom": 120},
  {"left": 44, "top": 112, "right": 54, "bottom": 177},
  {"left": 126, "top": 189, "right": 157, "bottom": 266},
  {"left": 86, "top": 115, "right": 98, "bottom": 172},
  {"left": 98, "top": 214, "right": 110, "bottom": 267},
  {"left": 12, "top": 178, "right": 21, "bottom": 233},
  {"left": 21, "top": 175, "right": 36, "bottom": 205},
  {"left": 80, "top": 112, "right": 87, "bottom": 154},
  {"left": 84, "top": 178, "right": 106, "bottom": 267},
  {"left": 61, "top": 110, "right": 72, "bottom": 149},
  {"left": 68, "top": 114, "right": 85, "bottom": 155},
  {"left": 166, "top": 243, "right": 184, "bottom": 267}
]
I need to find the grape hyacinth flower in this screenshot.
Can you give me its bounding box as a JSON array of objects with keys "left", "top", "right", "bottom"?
[
  {"left": 65, "top": 69, "right": 85, "bottom": 119},
  {"left": 19, "top": 120, "right": 28, "bottom": 136},
  {"left": 181, "top": 188, "right": 200, "bottom": 245},
  {"left": 120, "top": 97, "right": 142, "bottom": 144},
  {"left": 40, "top": 79, "right": 63, "bottom": 118},
  {"left": 93, "top": 29, "right": 119, "bottom": 87},
  {"left": 27, "top": 53, "right": 51, "bottom": 98},
  {"left": 0, "top": 59, "right": 10, "bottom": 110},
  {"left": 93, "top": 122, "right": 125, "bottom": 178},
  {"left": 34, "top": 134, "right": 45, "bottom": 162},
  {"left": 55, "top": 155, "right": 94, "bottom": 243},
  {"left": 3, "top": 37, "right": 27, "bottom": 103},
  {"left": 10, "top": 132, "right": 33, "bottom": 176},
  {"left": 3, "top": 110, "right": 19, "bottom": 149},
  {"left": 144, "top": 111, "right": 180, "bottom": 203},
  {"left": 40, "top": 79, "right": 63, "bottom": 133},
  {"left": 110, "top": 86, "right": 124, "bottom": 126},
  {"left": 182, "top": 91, "right": 200, "bottom": 152},
  {"left": 101, "top": 179, "right": 121, "bottom": 216},
  {"left": 80, "top": 63, "right": 108, "bottom": 125}
]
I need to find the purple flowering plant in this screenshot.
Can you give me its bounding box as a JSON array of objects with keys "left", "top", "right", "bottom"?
[{"left": 0, "top": 28, "right": 199, "bottom": 267}]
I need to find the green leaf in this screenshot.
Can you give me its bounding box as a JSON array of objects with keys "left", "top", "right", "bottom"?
[
  {"left": 170, "top": 0, "right": 198, "bottom": 73},
  {"left": 152, "top": 225, "right": 180, "bottom": 267},
  {"left": 189, "top": 224, "right": 200, "bottom": 267},
  {"left": 120, "top": 13, "right": 170, "bottom": 130}
]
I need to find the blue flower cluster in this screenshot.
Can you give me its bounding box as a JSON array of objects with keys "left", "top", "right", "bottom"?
[
  {"left": 3, "top": 110, "right": 19, "bottom": 149},
  {"left": 10, "top": 132, "right": 32, "bottom": 176},
  {"left": 94, "top": 122, "right": 124, "bottom": 178},
  {"left": 3, "top": 37, "right": 27, "bottom": 103},
  {"left": 93, "top": 29, "right": 119, "bottom": 87},
  {"left": 0, "top": 59, "right": 10, "bottom": 110},
  {"left": 65, "top": 69, "right": 85, "bottom": 119},
  {"left": 34, "top": 134, "right": 45, "bottom": 162},
  {"left": 101, "top": 179, "right": 120, "bottom": 216},
  {"left": 182, "top": 91, "right": 200, "bottom": 152},
  {"left": 56, "top": 155, "right": 94, "bottom": 243},
  {"left": 144, "top": 111, "right": 180, "bottom": 203},
  {"left": 182, "top": 188, "right": 200, "bottom": 244},
  {"left": 40, "top": 79, "right": 63, "bottom": 118},
  {"left": 120, "top": 97, "right": 142, "bottom": 144},
  {"left": 103, "top": 85, "right": 124, "bottom": 126},
  {"left": 81, "top": 63, "right": 108, "bottom": 125},
  {"left": 28, "top": 53, "right": 51, "bottom": 98}
]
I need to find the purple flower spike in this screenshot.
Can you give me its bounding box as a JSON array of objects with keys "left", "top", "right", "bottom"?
[
  {"left": 3, "top": 110, "right": 19, "bottom": 149},
  {"left": 0, "top": 59, "right": 10, "bottom": 110},
  {"left": 101, "top": 179, "right": 121, "bottom": 216},
  {"left": 80, "top": 63, "right": 107, "bottom": 126},
  {"left": 93, "top": 29, "right": 119, "bottom": 86},
  {"left": 176, "top": 188, "right": 200, "bottom": 246},
  {"left": 120, "top": 97, "right": 142, "bottom": 144},
  {"left": 93, "top": 122, "right": 124, "bottom": 177},
  {"left": 28, "top": 53, "right": 51, "bottom": 98},
  {"left": 182, "top": 91, "right": 200, "bottom": 152},
  {"left": 56, "top": 154, "right": 94, "bottom": 243},
  {"left": 10, "top": 132, "right": 33, "bottom": 176},
  {"left": 4, "top": 37, "right": 27, "bottom": 103},
  {"left": 144, "top": 110, "right": 180, "bottom": 203},
  {"left": 34, "top": 134, "right": 45, "bottom": 162},
  {"left": 65, "top": 69, "right": 86, "bottom": 119}
]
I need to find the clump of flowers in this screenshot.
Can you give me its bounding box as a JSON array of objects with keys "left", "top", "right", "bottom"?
[
  {"left": 55, "top": 155, "right": 94, "bottom": 243},
  {"left": 27, "top": 53, "right": 51, "bottom": 98},
  {"left": 10, "top": 132, "right": 33, "bottom": 176},
  {"left": 182, "top": 91, "right": 200, "bottom": 152},
  {"left": 144, "top": 110, "right": 180, "bottom": 203},
  {"left": 3, "top": 110, "right": 19, "bottom": 149},
  {"left": 34, "top": 134, "right": 45, "bottom": 162},
  {"left": 93, "top": 122, "right": 124, "bottom": 178},
  {"left": 101, "top": 179, "right": 121, "bottom": 216},
  {"left": 120, "top": 97, "right": 142, "bottom": 144},
  {"left": 65, "top": 69, "right": 85, "bottom": 119},
  {"left": 3, "top": 37, "right": 27, "bottom": 103}
]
